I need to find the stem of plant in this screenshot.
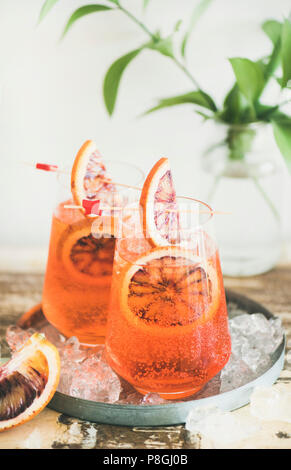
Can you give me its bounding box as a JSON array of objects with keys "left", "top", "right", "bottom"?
[
  {"left": 171, "top": 56, "right": 201, "bottom": 90},
  {"left": 252, "top": 176, "right": 280, "bottom": 223},
  {"left": 117, "top": 2, "right": 201, "bottom": 90},
  {"left": 207, "top": 174, "right": 221, "bottom": 203},
  {"left": 117, "top": 3, "right": 157, "bottom": 41}
]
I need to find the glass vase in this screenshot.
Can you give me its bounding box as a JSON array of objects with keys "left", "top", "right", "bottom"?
[{"left": 201, "top": 122, "right": 284, "bottom": 277}]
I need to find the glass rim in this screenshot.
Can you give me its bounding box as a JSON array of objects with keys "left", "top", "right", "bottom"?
[
  {"left": 117, "top": 197, "right": 215, "bottom": 257},
  {"left": 176, "top": 196, "right": 214, "bottom": 225}
]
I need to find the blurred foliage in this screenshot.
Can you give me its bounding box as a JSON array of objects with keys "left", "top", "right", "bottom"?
[{"left": 39, "top": 0, "right": 291, "bottom": 166}]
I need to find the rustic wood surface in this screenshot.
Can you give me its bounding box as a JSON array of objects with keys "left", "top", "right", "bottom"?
[{"left": 0, "top": 268, "right": 290, "bottom": 449}]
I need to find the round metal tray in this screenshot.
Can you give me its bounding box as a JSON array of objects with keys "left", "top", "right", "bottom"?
[{"left": 46, "top": 289, "right": 286, "bottom": 426}]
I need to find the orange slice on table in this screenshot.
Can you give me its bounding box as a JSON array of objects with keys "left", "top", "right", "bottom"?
[
  {"left": 17, "top": 303, "right": 45, "bottom": 329},
  {"left": 120, "top": 246, "right": 220, "bottom": 335},
  {"left": 71, "top": 140, "right": 115, "bottom": 207},
  {"left": 140, "top": 158, "right": 180, "bottom": 247},
  {"left": 58, "top": 218, "right": 116, "bottom": 286},
  {"left": 0, "top": 333, "right": 60, "bottom": 432}
]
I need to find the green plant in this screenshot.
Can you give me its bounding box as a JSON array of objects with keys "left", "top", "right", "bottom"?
[{"left": 39, "top": 0, "right": 291, "bottom": 167}]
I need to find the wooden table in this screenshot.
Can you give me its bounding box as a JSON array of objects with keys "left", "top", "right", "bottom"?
[{"left": 0, "top": 268, "right": 290, "bottom": 449}]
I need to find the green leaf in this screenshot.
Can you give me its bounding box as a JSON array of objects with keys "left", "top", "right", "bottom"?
[
  {"left": 255, "top": 103, "right": 279, "bottom": 121},
  {"left": 103, "top": 49, "right": 142, "bottom": 115},
  {"left": 262, "top": 20, "right": 282, "bottom": 45},
  {"left": 281, "top": 19, "right": 291, "bottom": 88},
  {"left": 181, "top": 0, "right": 214, "bottom": 58},
  {"left": 62, "top": 5, "right": 112, "bottom": 38},
  {"left": 229, "top": 58, "right": 265, "bottom": 105},
  {"left": 38, "top": 0, "right": 59, "bottom": 23},
  {"left": 174, "top": 19, "right": 183, "bottom": 32},
  {"left": 263, "top": 38, "right": 281, "bottom": 82},
  {"left": 144, "top": 90, "right": 217, "bottom": 115},
  {"left": 146, "top": 36, "right": 174, "bottom": 58},
  {"left": 195, "top": 110, "right": 213, "bottom": 120},
  {"left": 143, "top": 0, "right": 150, "bottom": 9},
  {"left": 272, "top": 116, "right": 291, "bottom": 166},
  {"left": 220, "top": 84, "right": 247, "bottom": 123}
]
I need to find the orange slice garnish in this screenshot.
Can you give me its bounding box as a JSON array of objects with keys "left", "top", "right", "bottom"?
[
  {"left": 140, "top": 158, "right": 180, "bottom": 247},
  {"left": 0, "top": 333, "right": 60, "bottom": 432},
  {"left": 59, "top": 218, "right": 116, "bottom": 286},
  {"left": 120, "top": 246, "right": 220, "bottom": 335},
  {"left": 71, "top": 140, "right": 115, "bottom": 207}
]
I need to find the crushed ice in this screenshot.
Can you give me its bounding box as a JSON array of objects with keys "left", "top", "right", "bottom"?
[
  {"left": 220, "top": 305, "right": 284, "bottom": 393},
  {"left": 185, "top": 386, "right": 291, "bottom": 446},
  {"left": 5, "top": 302, "right": 284, "bottom": 405},
  {"left": 185, "top": 405, "right": 260, "bottom": 447},
  {"left": 250, "top": 386, "right": 291, "bottom": 423}
]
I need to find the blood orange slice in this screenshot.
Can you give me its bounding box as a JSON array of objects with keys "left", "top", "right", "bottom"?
[
  {"left": 0, "top": 333, "right": 60, "bottom": 432},
  {"left": 71, "top": 140, "right": 115, "bottom": 207},
  {"left": 17, "top": 303, "right": 45, "bottom": 329},
  {"left": 59, "top": 218, "right": 116, "bottom": 286},
  {"left": 140, "top": 158, "right": 180, "bottom": 247},
  {"left": 121, "top": 247, "right": 220, "bottom": 334}
]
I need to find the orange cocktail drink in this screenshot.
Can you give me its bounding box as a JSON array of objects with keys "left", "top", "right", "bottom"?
[
  {"left": 42, "top": 141, "right": 143, "bottom": 345},
  {"left": 105, "top": 221, "right": 231, "bottom": 398},
  {"left": 42, "top": 202, "right": 116, "bottom": 344},
  {"left": 105, "top": 158, "right": 231, "bottom": 398}
]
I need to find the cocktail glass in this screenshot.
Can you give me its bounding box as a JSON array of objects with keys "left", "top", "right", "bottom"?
[
  {"left": 105, "top": 197, "right": 231, "bottom": 398},
  {"left": 42, "top": 160, "right": 144, "bottom": 345}
]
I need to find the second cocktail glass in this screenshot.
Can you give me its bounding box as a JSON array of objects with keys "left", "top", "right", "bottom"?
[{"left": 105, "top": 197, "right": 231, "bottom": 398}]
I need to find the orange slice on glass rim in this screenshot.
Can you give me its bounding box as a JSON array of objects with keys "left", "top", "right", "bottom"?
[
  {"left": 0, "top": 333, "right": 60, "bottom": 432},
  {"left": 71, "top": 140, "right": 115, "bottom": 207},
  {"left": 121, "top": 246, "right": 220, "bottom": 335},
  {"left": 140, "top": 158, "right": 180, "bottom": 247},
  {"left": 58, "top": 218, "right": 116, "bottom": 286}
]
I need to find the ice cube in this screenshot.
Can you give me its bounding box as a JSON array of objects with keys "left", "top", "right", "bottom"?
[
  {"left": 230, "top": 313, "right": 254, "bottom": 334},
  {"left": 39, "top": 323, "right": 66, "bottom": 348},
  {"left": 240, "top": 342, "right": 272, "bottom": 375},
  {"left": 269, "top": 318, "right": 284, "bottom": 353},
  {"left": 229, "top": 313, "right": 283, "bottom": 375},
  {"left": 69, "top": 354, "right": 121, "bottom": 403},
  {"left": 59, "top": 336, "right": 88, "bottom": 364},
  {"left": 229, "top": 332, "right": 250, "bottom": 357},
  {"left": 57, "top": 341, "right": 105, "bottom": 395},
  {"left": 141, "top": 393, "right": 167, "bottom": 405},
  {"left": 250, "top": 386, "right": 291, "bottom": 423},
  {"left": 57, "top": 368, "right": 75, "bottom": 395},
  {"left": 186, "top": 406, "right": 260, "bottom": 448},
  {"left": 220, "top": 354, "right": 256, "bottom": 392},
  {"left": 117, "top": 392, "right": 144, "bottom": 405},
  {"left": 6, "top": 325, "right": 36, "bottom": 352}
]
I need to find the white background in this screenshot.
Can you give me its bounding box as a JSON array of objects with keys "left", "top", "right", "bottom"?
[{"left": 0, "top": 0, "right": 291, "bottom": 270}]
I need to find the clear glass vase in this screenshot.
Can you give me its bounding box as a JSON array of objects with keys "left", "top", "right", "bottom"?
[{"left": 201, "top": 122, "right": 284, "bottom": 277}]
